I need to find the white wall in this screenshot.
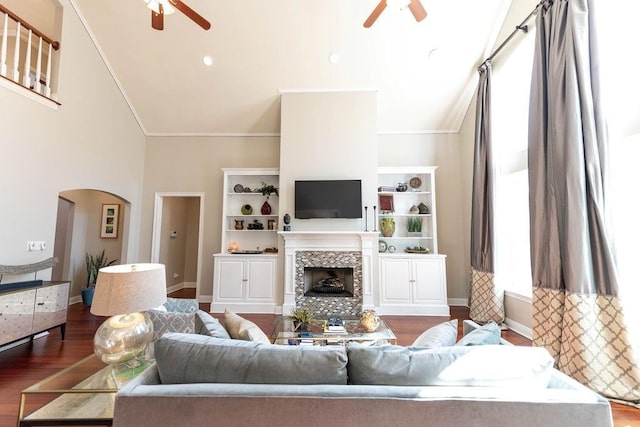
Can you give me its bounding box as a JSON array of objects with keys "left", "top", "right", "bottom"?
[
  {"left": 279, "top": 90, "right": 378, "bottom": 232},
  {"left": 140, "top": 136, "right": 280, "bottom": 298},
  {"left": 0, "top": 0, "right": 145, "bottom": 285}
]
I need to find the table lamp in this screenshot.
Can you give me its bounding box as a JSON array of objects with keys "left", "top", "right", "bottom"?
[{"left": 90, "top": 263, "right": 167, "bottom": 365}]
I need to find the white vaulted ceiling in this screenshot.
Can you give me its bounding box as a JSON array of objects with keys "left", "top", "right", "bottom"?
[{"left": 71, "top": 0, "right": 512, "bottom": 136}]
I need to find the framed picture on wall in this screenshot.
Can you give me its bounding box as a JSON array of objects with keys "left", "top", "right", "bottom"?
[{"left": 100, "top": 204, "right": 120, "bottom": 239}]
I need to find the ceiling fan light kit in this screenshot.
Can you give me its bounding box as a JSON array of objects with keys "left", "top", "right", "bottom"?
[
  {"left": 145, "top": 0, "right": 211, "bottom": 31},
  {"left": 363, "top": 0, "right": 427, "bottom": 28}
]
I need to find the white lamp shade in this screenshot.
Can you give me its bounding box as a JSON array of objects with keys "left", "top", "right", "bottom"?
[{"left": 90, "top": 263, "right": 167, "bottom": 316}]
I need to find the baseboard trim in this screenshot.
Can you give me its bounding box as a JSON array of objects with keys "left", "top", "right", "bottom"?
[
  {"left": 183, "top": 282, "right": 196, "bottom": 289},
  {"left": 448, "top": 298, "right": 468, "bottom": 307},
  {"left": 504, "top": 318, "right": 533, "bottom": 340},
  {"left": 166, "top": 283, "right": 185, "bottom": 294}
]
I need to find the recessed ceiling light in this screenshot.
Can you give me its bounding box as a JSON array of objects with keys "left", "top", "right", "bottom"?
[
  {"left": 202, "top": 56, "right": 213, "bottom": 66},
  {"left": 328, "top": 53, "right": 340, "bottom": 64}
]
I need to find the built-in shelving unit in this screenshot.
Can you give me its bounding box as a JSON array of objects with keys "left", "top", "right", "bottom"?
[
  {"left": 212, "top": 168, "right": 279, "bottom": 313},
  {"left": 377, "top": 166, "right": 438, "bottom": 254},
  {"left": 376, "top": 166, "right": 448, "bottom": 316}
]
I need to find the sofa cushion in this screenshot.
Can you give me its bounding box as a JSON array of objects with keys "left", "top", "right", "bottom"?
[
  {"left": 412, "top": 319, "right": 458, "bottom": 348},
  {"left": 456, "top": 321, "right": 501, "bottom": 346},
  {"left": 439, "top": 345, "right": 554, "bottom": 388},
  {"left": 195, "top": 310, "right": 230, "bottom": 339},
  {"left": 224, "top": 309, "right": 270, "bottom": 344},
  {"left": 163, "top": 297, "right": 199, "bottom": 313},
  {"left": 155, "top": 332, "right": 348, "bottom": 385},
  {"left": 147, "top": 310, "right": 195, "bottom": 341},
  {"left": 347, "top": 343, "right": 473, "bottom": 386}
]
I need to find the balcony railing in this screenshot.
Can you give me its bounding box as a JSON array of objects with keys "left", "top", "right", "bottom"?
[{"left": 0, "top": 3, "right": 60, "bottom": 104}]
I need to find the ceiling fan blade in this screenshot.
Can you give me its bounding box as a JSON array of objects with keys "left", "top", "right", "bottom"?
[
  {"left": 151, "top": 6, "right": 164, "bottom": 31},
  {"left": 408, "top": 0, "right": 427, "bottom": 22},
  {"left": 363, "top": 0, "right": 387, "bottom": 28},
  {"left": 169, "top": 0, "right": 211, "bottom": 30}
]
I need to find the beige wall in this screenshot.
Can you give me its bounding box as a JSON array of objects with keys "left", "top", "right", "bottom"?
[
  {"left": 0, "top": 0, "right": 145, "bottom": 286},
  {"left": 139, "top": 136, "right": 280, "bottom": 298}
]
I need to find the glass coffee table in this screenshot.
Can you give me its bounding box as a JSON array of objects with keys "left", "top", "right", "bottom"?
[
  {"left": 18, "top": 354, "right": 149, "bottom": 426},
  {"left": 270, "top": 316, "right": 397, "bottom": 346}
]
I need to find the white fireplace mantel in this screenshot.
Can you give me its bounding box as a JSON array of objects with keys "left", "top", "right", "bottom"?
[{"left": 278, "top": 231, "right": 378, "bottom": 314}]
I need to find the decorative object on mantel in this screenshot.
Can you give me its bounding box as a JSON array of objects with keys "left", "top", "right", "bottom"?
[
  {"left": 84, "top": 250, "right": 118, "bottom": 307},
  {"left": 418, "top": 202, "right": 429, "bottom": 214},
  {"left": 364, "top": 206, "right": 369, "bottom": 231},
  {"left": 380, "top": 217, "right": 395, "bottom": 237},
  {"left": 373, "top": 206, "right": 377, "bottom": 231},
  {"left": 360, "top": 309, "right": 380, "bottom": 332},
  {"left": 283, "top": 213, "right": 291, "bottom": 231},
  {"left": 405, "top": 246, "right": 431, "bottom": 254},
  {"left": 388, "top": 245, "right": 396, "bottom": 253},
  {"left": 379, "top": 240, "right": 387, "bottom": 253},
  {"left": 241, "top": 204, "right": 253, "bottom": 215}
]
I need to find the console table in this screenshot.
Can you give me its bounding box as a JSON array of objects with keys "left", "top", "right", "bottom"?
[{"left": 0, "top": 258, "right": 69, "bottom": 347}]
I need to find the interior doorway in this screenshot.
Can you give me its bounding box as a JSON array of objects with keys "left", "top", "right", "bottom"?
[{"left": 151, "top": 193, "right": 205, "bottom": 299}]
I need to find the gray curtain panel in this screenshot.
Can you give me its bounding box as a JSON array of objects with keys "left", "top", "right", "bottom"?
[
  {"left": 528, "top": 0, "right": 640, "bottom": 403},
  {"left": 469, "top": 63, "right": 504, "bottom": 324}
]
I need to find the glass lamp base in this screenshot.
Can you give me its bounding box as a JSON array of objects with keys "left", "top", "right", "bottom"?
[{"left": 94, "top": 312, "right": 153, "bottom": 364}]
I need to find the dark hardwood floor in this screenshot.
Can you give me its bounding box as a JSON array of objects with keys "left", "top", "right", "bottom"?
[{"left": 1, "top": 288, "right": 639, "bottom": 426}]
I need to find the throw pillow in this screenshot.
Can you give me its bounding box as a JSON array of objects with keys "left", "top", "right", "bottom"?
[
  {"left": 155, "top": 332, "right": 348, "bottom": 385},
  {"left": 147, "top": 310, "right": 195, "bottom": 341},
  {"left": 347, "top": 343, "right": 474, "bottom": 386},
  {"left": 224, "top": 309, "right": 271, "bottom": 344},
  {"left": 163, "top": 297, "right": 199, "bottom": 313},
  {"left": 456, "top": 321, "right": 501, "bottom": 346},
  {"left": 438, "top": 345, "right": 554, "bottom": 388},
  {"left": 195, "top": 310, "right": 230, "bottom": 339},
  {"left": 412, "top": 319, "right": 458, "bottom": 348}
]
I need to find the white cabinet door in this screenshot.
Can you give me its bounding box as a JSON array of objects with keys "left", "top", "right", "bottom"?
[
  {"left": 245, "top": 259, "right": 275, "bottom": 301},
  {"left": 215, "top": 258, "right": 245, "bottom": 302},
  {"left": 380, "top": 257, "right": 412, "bottom": 304},
  {"left": 412, "top": 257, "right": 446, "bottom": 305}
]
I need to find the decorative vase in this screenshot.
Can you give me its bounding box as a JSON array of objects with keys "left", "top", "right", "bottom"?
[
  {"left": 409, "top": 205, "right": 420, "bottom": 214},
  {"left": 234, "top": 219, "right": 244, "bottom": 230},
  {"left": 360, "top": 310, "right": 380, "bottom": 332},
  {"left": 418, "top": 202, "right": 429, "bottom": 214},
  {"left": 241, "top": 204, "right": 253, "bottom": 215},
  {"left": 81, "top": 287, "right": 94, "bottom": 307},
  {"left": 261, "top": 200, "right": 272, "bottom": 215},
  {"left": 380, "top": 218, "right": 395, "bottom": 237}
]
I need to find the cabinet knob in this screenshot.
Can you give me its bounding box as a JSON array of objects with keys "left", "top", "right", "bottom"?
[{"left": 37, "top": 302, "right": 45, "bottom": 306}]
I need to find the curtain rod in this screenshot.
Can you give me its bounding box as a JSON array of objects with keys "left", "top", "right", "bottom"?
[{"left": 479, "top": 1, "right": 545, "bottom": 70}]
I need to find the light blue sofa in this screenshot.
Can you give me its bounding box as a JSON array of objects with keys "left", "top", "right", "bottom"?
[{"left": 114, "top": 313, "right": 613, "bottom": 427}]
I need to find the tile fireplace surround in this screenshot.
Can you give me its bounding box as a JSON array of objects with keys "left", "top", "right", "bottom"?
[{"left": 279, "top": 231, "right": 378, "bottom": 316}]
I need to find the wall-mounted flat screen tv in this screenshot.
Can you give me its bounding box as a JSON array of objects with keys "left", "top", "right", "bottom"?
[{"left": 295, "top": 180, "right": 362, "bottom": 219}]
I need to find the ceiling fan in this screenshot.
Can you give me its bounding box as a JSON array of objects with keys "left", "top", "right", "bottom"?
[
  {"left": 144, "top": 0, "right": 211, "bottom": 31},
  {"left": 363, "top": 0, "right": 427, "bottom": 28}
]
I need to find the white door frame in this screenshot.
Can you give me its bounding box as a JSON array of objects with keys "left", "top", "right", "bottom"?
[{"left": 151, "top": 192, "right": 205, "bottom": 299}]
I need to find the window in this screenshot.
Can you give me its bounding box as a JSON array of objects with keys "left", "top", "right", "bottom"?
[{"left": 491, "top": 26, "right": 536, "bottom": 297}]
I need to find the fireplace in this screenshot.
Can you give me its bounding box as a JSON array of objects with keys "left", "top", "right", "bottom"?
[
  {"left": 303, "top": 267, "right": 354, "bottom": 297},
  {"left": 295, "top": 250, "right": 362, "bottom": 316},
  {"left": 279, "top": 231, "right": 378, "bottom": 316}
]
